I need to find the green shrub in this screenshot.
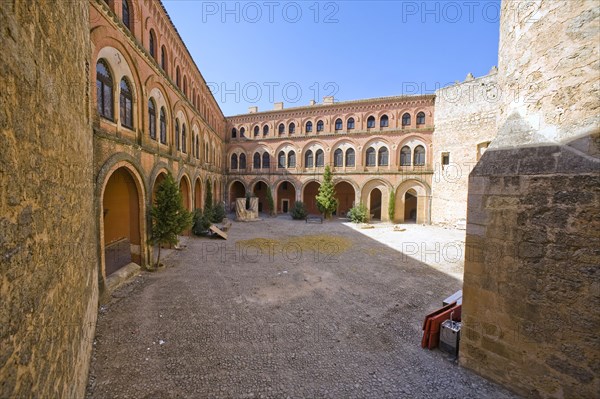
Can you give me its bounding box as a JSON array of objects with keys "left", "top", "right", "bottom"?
[
  {"left": 192, "top": 208, "right": 211, "bottom": 235},
  {"left": 211, "top": 202, "right": 225, "bottom": 223},
  {"left": 347, "top": 203, "right": 368, "bottom": 223},
  {"left": 291, "top": 201, "right": 308, "bottom": 220},
  {"left": 388, "top": 188, "right": 396, "bottom": 222},
  {"left": 266, "top": 186, "right": 275, "bottom": 215}
]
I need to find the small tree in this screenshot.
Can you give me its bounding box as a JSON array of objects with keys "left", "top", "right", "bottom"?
[
  {"left": 266, "top": 186, "right": 275, "bottom": 216},
  {"left": 149, "top": 174, "right": 193, "bottom": 267},
  {"left": 388, "top": 188, "right": 396, "bottom": 222},
  {"left": 316, "top": 165, "right": 338, "bottom": 219},
  {"left": 204, "top": 180, "right": 213, "bottom": 221},
  {"left": 348, "top": 203, "right": 368, "bottom": 223},
  {"left": 291, "top": 201, "right": 308, "bottom": 220}
]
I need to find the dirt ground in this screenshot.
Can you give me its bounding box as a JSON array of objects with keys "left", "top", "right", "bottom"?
[{"left": 86, "top": 217, "right": 518, "bottom": 399}]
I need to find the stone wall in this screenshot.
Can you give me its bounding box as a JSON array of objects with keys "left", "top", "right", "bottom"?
[
  {"left": 0, "top": 1, "right": 97, "bottom": 398},
  {"left": 431, "top": 72, "right": 498, "bottom": 227},
  {"left": 460, "top": 1, "right": 600, "bottom": 398}
]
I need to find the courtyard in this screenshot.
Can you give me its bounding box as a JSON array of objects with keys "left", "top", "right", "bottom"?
[{"left": 86, "top": 218, "right": 517, "bottom": 399}]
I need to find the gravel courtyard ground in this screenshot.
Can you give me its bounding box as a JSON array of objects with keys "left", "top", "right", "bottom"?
[{"left": 86, "top": 217, "right": 518, "bottom": 399}]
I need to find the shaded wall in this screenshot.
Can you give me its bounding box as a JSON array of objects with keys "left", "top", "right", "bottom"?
[
  {"left": 461, "top": 1, "right": 600, "bottom": 398},
  {"left": 0, "top": 1, "right": 97, "bottom": 397}
]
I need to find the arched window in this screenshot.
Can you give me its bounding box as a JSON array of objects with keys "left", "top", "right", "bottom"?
[
  {"left": 400, "top": 146, "right": 411, "bottom": 166},
  {"left": 305, "top": 150, "right": 314, "bottom": 168},
  {"left": 414, "top": 145, "right": 425, "bottom": 165},
  {"left": 263, "top": 125, "right": 269, "bottom": 136},
  {"left": 161, "top": 46, "right": 167, "bottom": 72},
  {"left": 183, "top": 76, "right": 187, "bottom": 97},
  {"left": 182, "top": 124, "right": 187, "bottom": 153},
  {"left": 149, "top": 30, "right": 156, "bottom": 58},
  {"left": 367, "top": 116, "right": 375, "bottom": 128},
  {"left": 122, "top": 0, "right": 131, "bottom": 30},
  {"left": 316, "top": 149, "right": 324, "bottom": 167},
  {"left": 345, "top": 148, "right": 355, "bottom": 167},
  {"left": 417, "top": 112, "right": 426, "bottom": 125},
  {"left": 402, "top": 113, "right": 411, "bottom": 126},
  {"left": 239, "top": 153, "right": 246, "bottom": 169},
  {"left": 334, "top": 149, "right": 343, "bottom": 167},
  {"left": 231, "top": 153, "right": 238, "bottom": 170},
  {"left": 378, "top": 147, "right": 389, "bottom": 166},
  {"left": 335, "top": 118, "right": 343, "bottom": 130},
  {"left": 119, "top": 78, "right": 133, "bottom": 129},
  {"left": 175, "top": 119, "right": 180, "bottom": 150},
  {"left": 253, "top": 152, "right": 261, "bottom": 169},
  {"left": 195, "top": 136, "right": 199, "bottom": 159},
  {"left": 289, "top": 123, "right": 295, "bottom": 134},
  {"left": 380, "top": 114, "right": 389, "bottom": 128},
  {"left": 240, "top": 127, "right": 245, "bottom": 138},
  {"left": 254, "top": 126, "right": 259, "bottom": 137},
  {"left": 176, "top": 67, "right": 181, "bottom": 88},
  {"left": 316, "top": 120, "right": 324, "bottom": 132},
  {"left": 347, "top": 118, "right": 355, "bottom": 130},
  {"left": 148, "top": 99, "right": 156, "bottom": 140},
  {"left": 96, "top": 60, "right": 113, "bottom": 120},
  {"left": 278, "top": 151, "right": 286, "bottom": 168},
  {"left": 287, "top": 151, "right": 296, "bottom": 168},
  {"left": 159, "top": 107, "right": 166, "bottom": 144},
  {"left": 305, "top": 121, "right": 313, "bottom": 133},
  {"left": 262, "top": 152, "right": 270, "bottom": 169},
  {"left": 278, "top": 123, "right": 285, "bottom": 135},
  {"left": 231, "top": 128, "right": 237, "bottom": 138},
  {"left": 366, "top": 147, "right": 376, "bottom": 166}
]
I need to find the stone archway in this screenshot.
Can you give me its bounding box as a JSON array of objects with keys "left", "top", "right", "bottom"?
[
  {"left": 102, "top": 167, "right": 142, "bottom": 276},
  {"left": 303, "top": 181, "right": 321, "bottom": 215},
  {"left": 334, "top": 181, "right": 355, "bottom": 217},
  {"left": 394, "top": 180, "right": 430, "bottom": 224},
  {"left": 229, "top": 181, "right": 246, "bottom": 211},
  {"left": 253, "top": 180, "right": 270, "bottom": 214},
  {"left": 404, "top": 189, "right": 418, "bottom": 222},
  {"left": 277, "top": 180, "right": 296, "bottom": 214},
  {"left": 179, "top": 176, "right": 192, "bottom": 212},
  {"left": 194, "top": 178, "right": 203, "bottom": 210},
  {"left": 369, "top": 188, "right": 382, "bottom": 220}
]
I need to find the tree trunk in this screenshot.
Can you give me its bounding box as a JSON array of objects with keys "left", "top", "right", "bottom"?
[{"left": 155, "top": 245, "right": 161, "bottom": 269}]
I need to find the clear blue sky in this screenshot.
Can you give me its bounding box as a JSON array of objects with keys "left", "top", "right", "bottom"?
[{"left": 162, "top": 0, "right": 501, "bottom": 116}]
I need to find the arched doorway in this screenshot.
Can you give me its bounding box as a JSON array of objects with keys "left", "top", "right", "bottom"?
[
  {"left": 253, "top": 180, "right": 270, "bottom": 213},
  {"left": 229, "top": 181, "right": 246, "bottom": 211},
  {"left": 369, "top": 188, "right": 382, "bottom": 220},
  {"left": 194, "top": 178, "right": 202, "bottom": 210},
  {"left": 303, "top": 181, "right": 320, "bottom": 214},
  {"left": 404, "top": 189, "right": 418, "bottom": 222},
  {"left": 277, "top": 180, "right": 296, "bottom": 214},
  {"left": 334, "top": 181, "right": 355, "bottom": 217},
  {"left": 179, "top": 176, "right": 191, "bottom": 211},
  {"left": 102, "top": 167, "right": 141, "bottom": 276}
]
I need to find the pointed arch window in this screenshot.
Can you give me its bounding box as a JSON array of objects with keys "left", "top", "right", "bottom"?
[
  {"left": 278, "top": 151, "right": 286, "bottom": 168},
  {"left": 175, "top": 119, "right": 180, "bottom": 150},
  {"left": 148, "top": 99, "right": 156, "bottom": 140},
  {"left": 378, "top": 147, "right": 389, "bottom": 166},
  {"left": 367, "top": 116, "right": 375, "bottom": 128},
  {"left": 380, "top": 114, "right": 389, "bottom": 128},
  {"left": 305, "top": 150, "right": 314, "bottom": 168},
  {"left": 254, "top": 126, "right": 260, "bottom": 137},
  {"left": 315, "top": 149, "right": 324, "bottom": 167},
  {"left": 182, "top": 124, "right": 187, "bottom": 153},
  {"left": 414, "top": 145, "right": 426, "bottom": 165},
  {"left": 253, "top": 152, "right": 261, "bottom": 169},
  {"left": 231, "top": 153, "right": 238, "bottom": 170},
  {"left": 345, "top": 148, "right": 355, "bottom": 167},
  {"left": 149, "top": 30, "right": 156, "bottom": 59},
  {"left": 122, "top": 0, "right": 131, "bottom": 30},
  {"left": 119, "top": 78, "right": 133, "bottom": 129},
  {"left": 316, "top": 120, "right": 324, "bottom": 132},
  {"left": 402, "top": 113, "right": 411, "bottom": 126},
  {"left": 335, "top": 118, "right": 343, "bottom": 130},
  {"left": 278, "top": 123, "right": 285, "bottom": 135},
  {"left": 400, "top": 146, "right": 411, "bottom": 166},
  {"left": 240, "top": 127, "right": 245, "bottom": 138},
  {"left": 195, "top": 135, "right": 200, "bottom": 159},
  {"left": 262, "top": 152, "right": 270, "bottom": 169},
  {"left": 366, "top": 147, "right": 376, "bottom": 166},
  {"left": 347, "top": 118, "right": 355, "bottom": 130},
  {"left": 159, "top": 108, "right": 167, "bottom": 144},
  {"left": 287, "top": 151, "right": 296, "bottom": 168},
  {"left": 231, "top": 128, "right": 237, "bottom": 138},
  {"left": 417, "top": 112, "right": 426, "bottom": 125},
  {"left": 161, "top": 46, "right": 167, "bottom": 72},
  {"left": 96, "top": 60, "right": 113, "bottom": 120},
  {"left": 263, "top": 125, "right": 269, "bottom": 136},
  {"left": 239, "top": 153, "right": 246, "bottom": 169},
  {"left": 289, "top": 123, "right": 295, "bottom": 134},
  {"left": 334, "top": 149, "right": 343, "bottom": 167},
  {"left": 305, "top": 121, "right": 313, "bottom": 133},
  {"left": 176, "top": 67, "right": 181, "bottom": 88}
]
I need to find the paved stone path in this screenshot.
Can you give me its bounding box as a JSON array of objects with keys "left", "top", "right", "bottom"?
[{"left": 86, "top": 218, "right": 518, "bottom": 399}]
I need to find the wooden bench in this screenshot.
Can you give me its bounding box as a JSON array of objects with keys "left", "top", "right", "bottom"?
[{"left": 305, "top": 215, "right": 323, "bottom": 224}]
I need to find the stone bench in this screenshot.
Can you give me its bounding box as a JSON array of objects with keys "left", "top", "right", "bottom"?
[{"left": 306, "top": 215, "right": 323, "bottom": 224}]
